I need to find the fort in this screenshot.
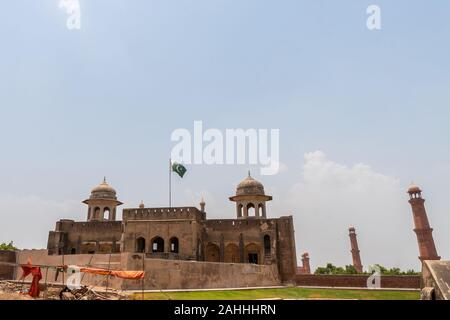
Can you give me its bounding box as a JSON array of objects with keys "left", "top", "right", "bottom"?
[{"left": 41, "top": 173, "right": 298, "bottom": 289}]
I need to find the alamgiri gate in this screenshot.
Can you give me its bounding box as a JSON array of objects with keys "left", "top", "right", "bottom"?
[{"left": 13, "top": 173, "right": 298, "bottom": 293}]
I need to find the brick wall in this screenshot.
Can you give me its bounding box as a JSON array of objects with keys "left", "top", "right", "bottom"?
[
  {"left": 0, "top": 250, "right": 17, "bottom": 280},
  {"left": 296, "top": 274, "right": 420, "bottom": 289}
]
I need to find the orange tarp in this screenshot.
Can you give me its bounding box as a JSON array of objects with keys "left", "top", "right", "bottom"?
[{"left": 79, "top": 267, "right": 145, "bottom": 280}]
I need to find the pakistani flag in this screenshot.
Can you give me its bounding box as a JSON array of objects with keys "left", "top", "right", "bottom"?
[{"left": 172, "top": 162, "right": 187, "bottom": 178}]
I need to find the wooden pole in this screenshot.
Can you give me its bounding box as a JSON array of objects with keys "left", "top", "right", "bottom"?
[
  {"left": 169, "top": 158, "right": 172, "bottom": 208},
  {"left": 61, "top": 245, "right": 65, "bottom": 288},
  {"left": 80, "top": 253, "right": 95, "bottom": 284},
  {"left": 43, "top": 266, "right": 49, "bottom": 299},
  {"left": 105, "top": 247, "right": 113, "bottom": 294},
  {"left": 141, "top": 252, "right": 145, "bottom": 300}
]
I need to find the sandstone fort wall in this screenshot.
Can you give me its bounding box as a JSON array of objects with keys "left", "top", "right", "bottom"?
[{"left": 0, "top": 250, "right": 17, "bottom": 280}]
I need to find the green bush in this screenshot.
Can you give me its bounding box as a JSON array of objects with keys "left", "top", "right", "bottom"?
[
  {"left": 0, "top": 241, "right": 18, "bottom": 251},
  {"left": 314, "top": 263, "right": 420, "bottom": 275}
]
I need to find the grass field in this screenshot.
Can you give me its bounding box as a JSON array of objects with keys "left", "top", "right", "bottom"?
[{"left": 133, "top": 287, "right": 419, "bottom": 300}]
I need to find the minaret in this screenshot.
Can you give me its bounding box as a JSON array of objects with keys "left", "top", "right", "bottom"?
[
  {"left": 199, "top": 197, "right": 206, "bottom": 213},
  {"left": 349, "top": 226, "right": 363, "bottom": 273},
  {"left": 301, "top": 252, "right": 311, "bottom": 274},
  {"left": 407, "top": 183, "right": 440, "bottom": 262}
]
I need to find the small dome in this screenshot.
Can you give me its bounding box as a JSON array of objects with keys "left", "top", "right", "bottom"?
[
  {"left": 236, "top": 172, "right": 265, "bottom": 196},
  {"left": 407, "top": 183, "right": 422, "bottom": 194},
  {"left": 90, "top": 178, "right": 117, "bottom": 199}
]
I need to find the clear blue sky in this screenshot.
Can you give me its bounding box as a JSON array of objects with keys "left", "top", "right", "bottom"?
[{"left": 1, "top": 1, "right": 449, "bottom": 270}]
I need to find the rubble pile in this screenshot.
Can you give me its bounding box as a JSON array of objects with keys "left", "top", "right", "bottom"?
[
  {"left": 0, "top": 281, "right": 128, "bottom": 300},
  {"left": 60, "top": 286, "right": 127, "bottom": 300}
]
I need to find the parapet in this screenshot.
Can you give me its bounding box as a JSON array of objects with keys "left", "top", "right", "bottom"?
[{"left": 123, "top": 207, "right": 205, "bottom": 222}]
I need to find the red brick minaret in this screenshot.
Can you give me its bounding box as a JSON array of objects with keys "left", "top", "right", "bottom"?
[
  {"left": 301, "top": 252, "right": 311, "bottom": 274},
  {"left": 348, "top": 226, "right": 363, "bottom": 273},
  {"left": 407, "top": 184, "right": 440, "bottom": 262}
]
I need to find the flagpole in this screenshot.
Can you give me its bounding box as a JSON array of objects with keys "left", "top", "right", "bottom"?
[{"left": 169, "top": 158, "right": 172, "bottom": 208}]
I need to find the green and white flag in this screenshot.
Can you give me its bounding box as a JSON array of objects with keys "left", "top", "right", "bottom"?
[{"left": 172, "top": 161, "right": 187, "bottom": 178}]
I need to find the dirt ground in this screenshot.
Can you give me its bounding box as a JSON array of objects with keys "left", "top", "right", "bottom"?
[{"left": 0, "top": 281, "right": 128, "bottom": 300}]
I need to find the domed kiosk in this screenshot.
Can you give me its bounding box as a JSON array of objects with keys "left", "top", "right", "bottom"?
[
  {"left": 83, "top": 178, "right": 123, "bottom": 221},
  {"left": 229, "top": 172, "right": 272, "bottom": 218}
]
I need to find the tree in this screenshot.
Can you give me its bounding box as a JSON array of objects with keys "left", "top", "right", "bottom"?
[
  {"left": 314, "top": 263, "right": 420, "bottom": 275},
  {"left": 370, "top": 264, "right": 420, "bottom": 276},
  {"left": 0, "top": 241, "right": 18, "bottom": 251}
]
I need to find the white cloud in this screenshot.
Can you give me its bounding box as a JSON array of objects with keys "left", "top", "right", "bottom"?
[{"left": 280, "top": 151, "right": 419, "bottom": 271}]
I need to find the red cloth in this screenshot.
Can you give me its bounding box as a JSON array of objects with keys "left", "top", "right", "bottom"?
[{"left": 21, "top": 264, "right": 43, "bottom": 298}]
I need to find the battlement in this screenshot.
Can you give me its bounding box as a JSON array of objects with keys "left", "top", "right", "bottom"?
[
  {"left": 205, "top": 218, "right": 279, "bottom": 230},
  {"left": 123, "top": 206, "right": 205, "bottom": 221},
  {"left": 55, "top": 220, "right": 123, "bottom": 232}
]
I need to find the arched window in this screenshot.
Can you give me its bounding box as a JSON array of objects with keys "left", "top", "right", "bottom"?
[
  {"left": 238, "top": 204, "right": 243, "bottom": 217},
  {"left": 170, "top": 237, "right": 179, "bottom": 253},
  {"left": 136, "top": 237, "right": 146, "bottom": 253},
  {"left": 94, "top": 207, "right": 101, "bottom": 220},
  {"left": 258, "top": 203, "right": 264, "bottom": 217},
  {"left": 103, "top": 208, "right": 110, "bottom": 220},
  {"left": 247, "top": 203, "right": 256, "bottom": 217},
  {"left": 264, "top": 235, "right": 271, "bottom": 255},
  {"left": 152, "top": 237, "right": 164, "bottom": 253},
  {"left": 71, "top": 248, "right": 76, "bottom": 255}
]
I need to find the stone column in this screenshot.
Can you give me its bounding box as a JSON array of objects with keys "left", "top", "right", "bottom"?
[{"left": 262, "top": 204, "right": 267, "bottom": 218}]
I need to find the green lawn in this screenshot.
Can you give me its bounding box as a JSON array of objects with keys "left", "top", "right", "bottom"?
[{"left": 133, "top": 287, "right": 419, "bottom": 300}]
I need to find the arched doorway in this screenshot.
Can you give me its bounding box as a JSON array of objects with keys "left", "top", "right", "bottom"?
[
  {"left": 170, "top": 237, "right": 179, "bottom": 253},
  {"left": 136, "top": 237, "right": 146, "bottom": 253},
  {"left": 205, "top": 243, "right": 220, "bottom": 262},
  {"left": 245, "top": 243, "right": 260, "bottom": 264},
  {"left": 224, "top": 243, "right": 239, "bottom": 263},
  {"left": 151, "top": 237, "right": 164, "bottom": 253}
]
